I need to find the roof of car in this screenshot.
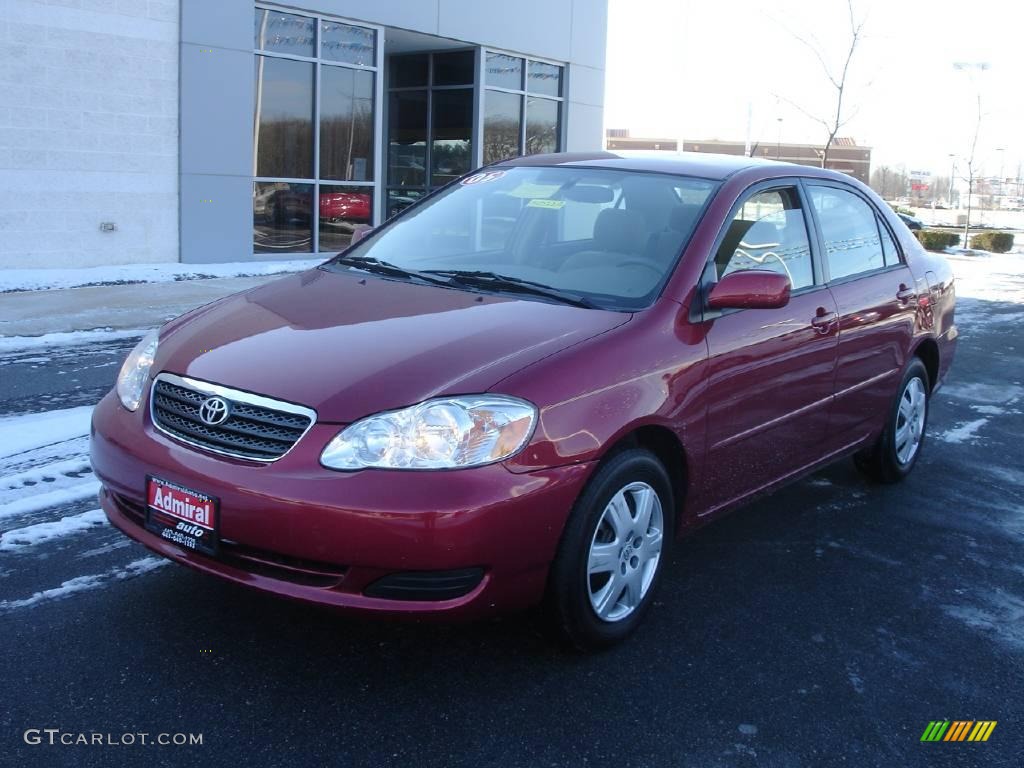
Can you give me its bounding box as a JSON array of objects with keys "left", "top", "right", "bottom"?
[{"left": 499, "top": 150, "right": 840, "bottom": 182}]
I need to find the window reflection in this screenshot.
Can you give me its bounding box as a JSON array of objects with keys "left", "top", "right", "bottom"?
[
  {"left": 254, "top": 10, "right": 315, "bottom": 57},
  {"left": 526, "top": 97, "right": 559, "bottom": 155},
  {"left": 388, "top": 90, "right": 427, "bottom": 188},
  {"left": 319, "top": 185, "right": 373, "bottom": 252},
  {"left": 253, "top": 56, "right": 314, "bottom": 179},
  {"left": 527, "top": 61, "right": 562, "bottom": 97},
  {"left": 483, "top": 90, "right": 522, "bottom": 164},
  {"left": 486, "top": 52, "right": 523, "bottom": 90},
  {"left": 431, "top": 89, "right": 472, "bottom": 187},
  {"left": 320, "top": 21, "right": 375, "bottom": 66},
  {"left": 253, "top": 182, "right": 313, "bottom": 254},
  {"left": 320, "top": 66, "right": 374, "bottom": 181}
]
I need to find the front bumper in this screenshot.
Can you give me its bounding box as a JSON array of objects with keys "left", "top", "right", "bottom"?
[{"left": 91, "top": 390, "right": 592, "bottom": 618}]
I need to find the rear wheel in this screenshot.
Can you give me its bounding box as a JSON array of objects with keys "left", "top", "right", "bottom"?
[
  {"left": 546, "top": 449, "right": 674, "bottom": 651},
  {"left": 854, "top": 358, "right": 930, "bottom": 483}
]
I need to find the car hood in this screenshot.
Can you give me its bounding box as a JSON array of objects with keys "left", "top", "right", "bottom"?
[{"left": 156, "top": 268, "right": 631, "bottom": 423}]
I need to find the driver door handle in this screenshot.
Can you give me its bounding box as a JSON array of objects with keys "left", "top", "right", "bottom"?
[{"left": 811, "top": 309, "right": 838, "bottom": 334}]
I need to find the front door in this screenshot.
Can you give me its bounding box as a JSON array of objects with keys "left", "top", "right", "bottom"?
[
  {"left": 805, "top": 184, "right": 918, "bottom": 442},
  {"left": 698, "top": 184, "right": 839, "bottom": 514}
]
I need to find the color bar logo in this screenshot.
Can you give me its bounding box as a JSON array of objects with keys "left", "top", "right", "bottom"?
[{"left": 920, "top": 721, "right": 997, "bottom": 742}]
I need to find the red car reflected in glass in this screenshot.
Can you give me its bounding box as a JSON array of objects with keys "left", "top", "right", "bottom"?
[
  {"left": 320, "top": 191, "right": 371, "bottom": 223},
  {"left": 92, "top": 152, "right": 957, "bottom": 649}
]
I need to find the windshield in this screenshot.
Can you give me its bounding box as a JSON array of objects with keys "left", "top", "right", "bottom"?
[{"left": 326, "top": 167, "right": 717, "bottom": 310}]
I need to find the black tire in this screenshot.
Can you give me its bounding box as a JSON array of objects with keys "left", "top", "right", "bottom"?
[
  {"left": 545, "top": 448, "right": 674, "bottom": 651},
  {"left": 854, "top": 358, "right": 930, "bottom": 483}
]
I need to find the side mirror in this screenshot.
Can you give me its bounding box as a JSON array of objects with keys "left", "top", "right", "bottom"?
[
  {"left": 706, "top": 270, "right": 791, "bottom": 311},
  {"left": 351, "top": 223, "right": 374, "bottom": 245}
]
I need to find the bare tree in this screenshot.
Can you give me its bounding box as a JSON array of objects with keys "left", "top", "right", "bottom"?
[
  {"left": 954, "top": 62, "right": 988, "bottom": 247},
  {"left": 774, "top": 0, "right": 867, "bottom": 167}
]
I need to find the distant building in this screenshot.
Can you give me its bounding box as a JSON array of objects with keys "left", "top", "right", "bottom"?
[{"left": 604, "top": 131, "right": 872, "bottom": 184}]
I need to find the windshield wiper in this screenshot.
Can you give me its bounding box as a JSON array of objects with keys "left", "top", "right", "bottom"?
[
  {"left": 423, "top": 269, "right": 600, "bottom": 309},
  {"left": 327, "top": 255, "right": 454, "bottom": 288}
]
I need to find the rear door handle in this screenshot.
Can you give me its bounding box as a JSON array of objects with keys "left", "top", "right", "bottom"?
[
  {"left": 811, "top": 310, "right": 838, "bottom": 334},
  {"left": 897, "top": 284, "right": 916, "bottom": 303}
]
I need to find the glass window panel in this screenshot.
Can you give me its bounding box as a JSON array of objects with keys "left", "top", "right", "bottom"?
[
  {"left": 716, "top": 188, "right": 814, "bottom": 290},
  {"left": 483, "top": 90, "right": 522, "bottom": 165},
  {"left": 485, "top": 52, "right": 523, "bottom": 90},
  {"left": 433, "top": 50, "right": 475, "bottom": 86},
  {"left": 254, "top": 10, "right": 315, "bottom": 57},
  {"left": 527, "top": 61, "right": 562, "bottom": 97},
  {"left": 320, "top": 66, "right": 374, "bottom": 181},
  {"left": 388, "top": 90, "right": 427, "bottom": 188},
  {"left": 387, "top": 188, "right": 426, "bottom": 219},
  {"left": 321, "top": 21, "right": 375, "bottom": 67},
  {"left": 254, "top": 56, "right": 314, "bottom": 179},
  {"left": 431, "top": 89, "right": 473, "bottom": 187},
  {"left": 319, "top": 184, "right": 373, "bottom": 252},
  {"left": 254, "top": 181, "right": 313, "bottom": 254},
  {"left": 879, "top": 218, "right": 900, "bottom": 266},
  {"left": 809, "top": 186, "right": 885, "bottom": 279},
  {"left": 390, "top": 54, "right": 428, "bottom": 88},
  {"left": 525, "top": 97, "right": 559, "bottom": 156}
]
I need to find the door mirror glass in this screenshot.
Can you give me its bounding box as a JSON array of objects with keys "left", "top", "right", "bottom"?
[{"left": 707, "top": 270, "right": 791, "bottom": 310}]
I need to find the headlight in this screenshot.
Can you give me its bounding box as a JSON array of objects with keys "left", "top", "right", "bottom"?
[
  {"left": 116, "top": 330, "right": 159, "bottom": 411},
  {"left": 321, "top": 395, "right": 536, "bottom": 470}
]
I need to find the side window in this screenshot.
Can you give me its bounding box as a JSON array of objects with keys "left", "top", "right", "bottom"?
[
  {"left": 809, "top": 186, "right": 885, "bottom": 280},
  {"left": 878, "top": 219, "right": 901, "bottom": 266},
  {"left": 713, "top": 187, "right": 814, "bottom": 290}
]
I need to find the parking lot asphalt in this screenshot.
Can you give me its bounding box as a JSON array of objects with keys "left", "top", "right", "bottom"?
[{"left": 2, "top": 273, "right": 1022, "bottom": 767}]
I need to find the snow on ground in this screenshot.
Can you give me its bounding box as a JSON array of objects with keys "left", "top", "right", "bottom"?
[
  {"left": 0, "top": 557, "right": 169, "bottom": 613},
  {"left": 0, "top": 406, "right": 93, "bottom": 460},
  {"left": 0, "top": 258, "right": 323, "bottom": 293},
  {"left": 0, "top": 509, "right": 106, "bottom": 551},
  {"left": 946, "top": 243, "right": 1024, "bottom": 304},
  {"left": 0, "top": 327, "right": 147, "bottom": 355}
]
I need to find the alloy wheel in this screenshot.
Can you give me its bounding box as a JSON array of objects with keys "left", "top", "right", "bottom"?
[{"left": 586, "top": 481, "right": 664, "bottom": 622}]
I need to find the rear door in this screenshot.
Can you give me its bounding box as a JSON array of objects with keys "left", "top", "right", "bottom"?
[
  {"left": 804, "top": 183, "right": 917, "bottom": 443},
  {"left": 697, "top": 182, "right": 839, "bottom": 514}
]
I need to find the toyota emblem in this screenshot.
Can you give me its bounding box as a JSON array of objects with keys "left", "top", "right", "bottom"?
[{"left": 199, "top": 396, "right": 230, "bottom": 426}]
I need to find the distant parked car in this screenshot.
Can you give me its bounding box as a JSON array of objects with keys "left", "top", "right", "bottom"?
[
  {"left": 898, "top": 212, "right": 924, "bottom": 230},
  {"left": 93, "top": 151, "right": 958, "bottom": 649}
]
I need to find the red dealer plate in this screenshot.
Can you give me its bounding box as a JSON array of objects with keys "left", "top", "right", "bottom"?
[{"left": 145, "top": 475, "right": 219, "bottom": 556}]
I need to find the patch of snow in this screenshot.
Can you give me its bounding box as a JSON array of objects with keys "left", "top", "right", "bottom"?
[
  {"left": 0, "top": 406, "right": 93, "bottom": 460},
  {"left": 0, "top": 259, "right": 323, "bottom": 293},
  {"left": 738, "top": 724, "right": 758, "bottom": 736},
  {"left": 938, "top": 419, "right": 989, "bottom": 444},
  {"left": 943, "top": 591, "right": 1024, "bottom": 651},
  {"left": 0, "top": 557, "right": 169, "bottom": 612},
  {"left": 0, "top": 509, "right": 107, "bottom": 551},
  {"left": 0, "top": 328, "right": 147, "bottom": 355},
  {"left": 971, "top": 404, "right": 1005, "bottom": 415},
  {"left": 941, "top": 382, "right": 1022, "bottom": 405},
  {"left": 0, "top": 481, "right": 101, "bottom": 521}
]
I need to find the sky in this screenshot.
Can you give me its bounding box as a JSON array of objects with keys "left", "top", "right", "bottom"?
[{"left": 604, "top": 0, "right": 1023, "bottom": 180}]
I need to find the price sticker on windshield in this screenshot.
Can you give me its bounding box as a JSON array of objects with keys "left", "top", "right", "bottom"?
[
  {"left": 461, "top": 170, "right": 506, "bottom": 186},
  {"left": 527, "top": 199, "right": 565, "bottom": 209}
]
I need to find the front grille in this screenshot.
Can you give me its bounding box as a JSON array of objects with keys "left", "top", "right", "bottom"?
[{"left": 150, "top": 374, "right": 314, "bottom": 461}]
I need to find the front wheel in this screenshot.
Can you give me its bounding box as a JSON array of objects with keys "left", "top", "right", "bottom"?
[
  {"left": 854, "top": 358, "right": 930, "bottom": 483},
  {"left": 546, "top": 449, "right": 674, "bottom": 651}
]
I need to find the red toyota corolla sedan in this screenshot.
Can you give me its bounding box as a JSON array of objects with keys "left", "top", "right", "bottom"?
[{"left": 92, "top": 152, "right": 957, "bottom": 649}]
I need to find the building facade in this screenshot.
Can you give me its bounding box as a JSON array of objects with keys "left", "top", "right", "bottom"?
[
  {"left": 605, "top": 132, "right": 872, "bottom": 184},
  {"left": 1, "top": 0, "right": 608, "bottom": 269}
]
